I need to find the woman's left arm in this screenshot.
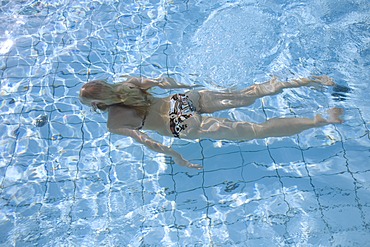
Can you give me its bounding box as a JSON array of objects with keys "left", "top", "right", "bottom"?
[{"left": 109, "top": 127, "right": 203, "bottom": 169}]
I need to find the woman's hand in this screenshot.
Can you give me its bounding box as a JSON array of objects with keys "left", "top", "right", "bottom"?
[
  {"left": 110, "top": 127, "right": 202, "bottom": 169},
  {"left": 173, "top": 156, "right": 203, "bottom": 170}
]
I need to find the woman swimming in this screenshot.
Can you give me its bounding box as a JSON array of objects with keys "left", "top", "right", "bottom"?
[{"left": 79, "top": 76, "right": 343, "bottom": 169}]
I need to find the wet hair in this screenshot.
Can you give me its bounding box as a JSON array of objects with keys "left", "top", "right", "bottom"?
[{"left": 79, "top": 80, "right": 151, "bottom": 115}]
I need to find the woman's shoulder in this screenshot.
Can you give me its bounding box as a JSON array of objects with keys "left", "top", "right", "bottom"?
[{"left": 118, "top": 77, "right": 142, "bottom": 88}]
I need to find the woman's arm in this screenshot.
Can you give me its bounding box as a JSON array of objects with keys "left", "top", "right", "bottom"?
[
  {"left": 109, "top": 127, "right": 202, "bottom": 169},
  {"left": 123, "top": 76, "right": 201, "bottom": 90}
]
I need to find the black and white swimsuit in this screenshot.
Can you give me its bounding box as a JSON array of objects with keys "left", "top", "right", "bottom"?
[{"left": 169, "top": 93, "right": 196, "bottom": 138}]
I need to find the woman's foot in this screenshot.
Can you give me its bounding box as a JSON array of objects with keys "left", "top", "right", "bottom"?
[
  {"left": 315, "top": 107, "right": 344, "bottom": 126},
  {"left": 327, "top": 107, "right": 344, "bottom": 123}
]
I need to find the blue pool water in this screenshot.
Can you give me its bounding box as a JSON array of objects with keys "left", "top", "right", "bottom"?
[{"left": 1, "top": 0, "right": 369, "bottom": 246}]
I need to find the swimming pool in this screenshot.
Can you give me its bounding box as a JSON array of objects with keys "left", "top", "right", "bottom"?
[{"left": 1, "top": 0, "right": 369, "bottom": 245}]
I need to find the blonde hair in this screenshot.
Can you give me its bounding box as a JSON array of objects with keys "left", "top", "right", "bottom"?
[{"left": 79, "top": 80, "right": 151, "bottom": 115}]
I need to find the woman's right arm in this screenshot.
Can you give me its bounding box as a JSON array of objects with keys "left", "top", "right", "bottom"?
[
  {"left": 109, "top": 127, "right": 202, "bottom": 169},
  {"left": 124, "top": 76, "right": 201, "bottom": 90}
]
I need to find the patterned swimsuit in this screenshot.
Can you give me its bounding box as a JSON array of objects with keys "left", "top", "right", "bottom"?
[{"left": 169, "top": 93, "right": 196, "bottom": 138}]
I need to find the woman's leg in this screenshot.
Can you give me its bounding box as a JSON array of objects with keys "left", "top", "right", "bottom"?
[
  {"left": 197, "top": 76, "right": 335, "bottom": 113},
  {"left": 182, "top": 108, "right": 343, "bottom": 141}
]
